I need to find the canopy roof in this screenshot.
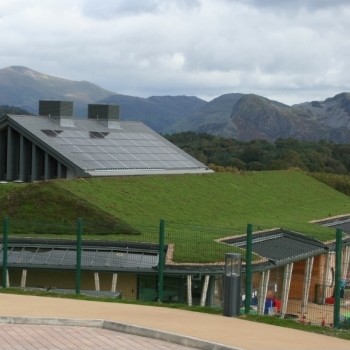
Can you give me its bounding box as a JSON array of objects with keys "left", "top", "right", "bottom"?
[{"left": 222, "top": 228, "right": 329, "bottom": 269}]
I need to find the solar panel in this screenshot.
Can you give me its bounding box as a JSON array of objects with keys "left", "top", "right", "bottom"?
[
  {"left": 10, "top": 115, "right": 211, "bottom": 176},
  {"left": 41, "top": 130, "right": 63, "bottom": 137},
  {"left": 5, "top": 244, "right": 159, "bottom": 270}
]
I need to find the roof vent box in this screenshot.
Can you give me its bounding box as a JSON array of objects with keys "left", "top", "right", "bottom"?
[
  {"left": 39, "top": 100, "right": 73, "bottom": 117},
  {"left": 88, "top": 104, "right": 119, "bottom": 121}
]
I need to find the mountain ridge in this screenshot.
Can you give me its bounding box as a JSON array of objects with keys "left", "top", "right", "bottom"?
[
  {"left": 0, "top": 66, "right": 115, "bottom": 116},
  {"left": 1, "top": 65, "right": 350, "bottom": 142}
]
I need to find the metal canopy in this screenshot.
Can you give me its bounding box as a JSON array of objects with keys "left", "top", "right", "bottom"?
[
  {"left": 223, "top": 229, "right": 328, "bottom": 267},
  {"left": 0, "top": 240, "right": 159, "bottom": 272},
  {"left": 320, "top": 216, "right": 350, "bottom": 233}
]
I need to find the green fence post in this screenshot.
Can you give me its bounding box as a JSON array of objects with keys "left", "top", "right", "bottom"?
[
  {"left": 2, "top": 217, "right": 9, "bottom": 288},
  {"left": 245, "top": 223, "right": 253, "bottom": 314},
  {"left": 75, "top": 218, "right": 83, "bottom": 295},
  {"left": 157, "top": 219, "right": 165, "bottom": 302},
  {"left": 333, "top": 228, "right": 343, "bottom": 328}
]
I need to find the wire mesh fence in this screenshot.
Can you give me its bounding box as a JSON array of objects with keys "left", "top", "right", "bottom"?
[
  {"left": 246, "top": 223, "right": 350, "bottom": 329},
  {"left": 165, "top": 222, "right": 246, "bottom": 264},
  {"left": 1, "top": 217, "right": 350, "bottom": 329}
]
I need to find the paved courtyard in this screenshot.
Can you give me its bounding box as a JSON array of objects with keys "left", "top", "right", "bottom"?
[{"left": 0, "top": 323, "right": 198, "bottom": 350}]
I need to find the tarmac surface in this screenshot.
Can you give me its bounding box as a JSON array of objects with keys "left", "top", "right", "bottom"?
[{"left": 0, "top": 293, "right": 349, "bottom": 350}]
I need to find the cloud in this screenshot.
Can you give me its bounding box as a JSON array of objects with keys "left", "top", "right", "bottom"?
[
  {"left": 243, "top": 0, "right": 349, "bottom": 11},
  {"left": 81, "top": 0, "right": 159, "bottom": 19},
  {"left": 0, "top": 0, "right": 349, "bottom": 105},
  {"left": 81, "top": 0, "right": 201, "bottom": 19}
]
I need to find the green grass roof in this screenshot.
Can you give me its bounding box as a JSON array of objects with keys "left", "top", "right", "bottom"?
[
  {"left": 1, "top": 170, "right": 349, "bottom": 262},
  {"left": 54, "top": 170, "right": 350, "bottom": 228}
]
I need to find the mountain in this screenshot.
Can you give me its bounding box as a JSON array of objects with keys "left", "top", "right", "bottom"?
[
  {"left": 295, "top": 93, "right": 350, "bottom": 143},
  {"left": 173, "top": 94, "right": 336, "bottom": 141},
  {"left": 0, "top": 66, "right": 206, "bottom": 130},
  {"left": 172, "top": 93, "right": 350, "bottom": 142},
  {"left": 2, "top": 65, "right": 350, "bottom": 142},
  {"left": 0, "top": 66, "right": 115, "bottom": 116},
  {"left": 293, "top": 93, "right": 350, "bottom": 129},
  {"left": 98, "top": 94, "right": 206, "bottom": 133}
]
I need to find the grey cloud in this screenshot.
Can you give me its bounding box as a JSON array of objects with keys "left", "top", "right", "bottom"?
[
  {"left": 243, "top": 0, "right": 349, "bottom": 10},
  {"left": 0, "top": 0, "right": 349, "bottom": 106},
  {"left": 75, "top": 0, "right": 350, "bottom": 104},
  {"left": 81, "top": 0, "right": 159, "bottom": 19},
  {"left": 81, "top": 0, "right": 201, "bottom": 19}
]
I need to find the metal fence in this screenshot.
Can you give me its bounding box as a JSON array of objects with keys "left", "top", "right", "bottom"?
[
  {"left": 1, "top": 217, "right": 349, "bottom": 329},
  {"left": 243, "top": 224, "right": 350, "bottom": 329}
]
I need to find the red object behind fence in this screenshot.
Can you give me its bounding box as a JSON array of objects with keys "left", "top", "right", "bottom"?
[{"left": 274, "top": 299, "right": 281, "bottom": 313}]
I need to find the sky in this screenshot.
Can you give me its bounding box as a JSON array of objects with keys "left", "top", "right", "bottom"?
[{"left": 0, "top": 0, "right": 349, "bottom": 105}]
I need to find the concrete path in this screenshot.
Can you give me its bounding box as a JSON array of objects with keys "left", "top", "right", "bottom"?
[{"left": 1, "top": 294, "right": 349, "bottom": 350}]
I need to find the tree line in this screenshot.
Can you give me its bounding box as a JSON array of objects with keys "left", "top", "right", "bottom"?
[
  {"left": 165, "top": 132, "right": 350, "bottom": 195},
  {"left": 165, "top": 131, "right": 350, "bottom": 174}
]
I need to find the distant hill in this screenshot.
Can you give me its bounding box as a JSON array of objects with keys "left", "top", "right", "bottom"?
[
  {"left": 0, "top": 66, "right": 115, "bottom": 116},
  {"left": 1, "top": 65, "right": 350, "bottom": 142},
  {"left": 0, "top": 66, "right": 206, "bottom": 131},
  {"left": 172, "top": 93, "right": 350, "bottom": 142},
  {"left": 98, "top": 94, "right": 206, "bottom": 133},
  {"left": 0, "top": 105, "right": 30, "bottom": 117},
  {"left": 294, "top": 92, "right": 350, "bottom": 129}
]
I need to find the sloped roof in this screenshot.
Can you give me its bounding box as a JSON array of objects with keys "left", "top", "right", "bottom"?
[{"left": 2, "top": 114, "right": 212, "bottom": 176}]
